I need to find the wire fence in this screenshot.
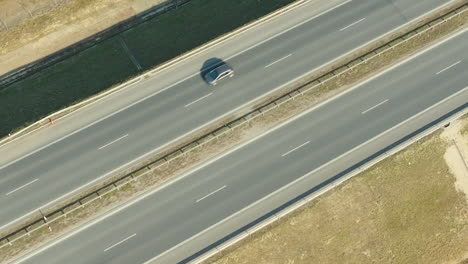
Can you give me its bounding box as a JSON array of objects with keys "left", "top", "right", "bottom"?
[{"left": 0, "top": 1, "right": 466, "bottom": 252}]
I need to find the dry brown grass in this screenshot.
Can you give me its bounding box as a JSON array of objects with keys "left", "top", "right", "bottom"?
[
  {"left": 1, "top": 6, "right": 467, "bottom": 264},
  {"left": 204, "top": 118, "right": 468, "bottom": 264},
  {"left": 0, "top": 0, "right": 113, "bottom": 54},
  {"left": 0, "top": 0, "right": 167, "bottom": 75}
]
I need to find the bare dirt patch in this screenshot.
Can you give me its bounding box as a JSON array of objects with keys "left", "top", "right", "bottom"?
[
  {"left": 1, "top": 5, "right": 467, "bottom": 264},
  {"left": 204, "top": 116, "right": 468, "bottom": 264},
  {"left": 0, "top": 0, "right": 167, "bottom": 75},
  {"left": 442, "top": 116, "right": 468, "bottom": 203}
]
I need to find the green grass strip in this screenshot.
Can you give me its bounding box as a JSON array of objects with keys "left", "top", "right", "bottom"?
[{"left": 0, "top": 0, "right": 295, "bottom": 137}]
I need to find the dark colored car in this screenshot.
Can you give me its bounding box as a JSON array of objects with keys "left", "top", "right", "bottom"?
[{"left": 204, "top": 63, "right": 234, "bottom": 85}]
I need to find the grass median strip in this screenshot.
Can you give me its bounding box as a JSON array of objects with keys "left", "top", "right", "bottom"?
[
  {"left": 1, "top": 4, "right": 467, "bottom": 263},
  {"left": 203, "top": 115, "right": 468, "bottom": 264}
]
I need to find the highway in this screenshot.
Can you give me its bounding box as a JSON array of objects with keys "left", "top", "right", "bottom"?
[
  {"left": 0, "top": 0, "right": 457, "bottom": 229},
  {"left": 16, "top": 28, "right": 468, "bottom": 264}
]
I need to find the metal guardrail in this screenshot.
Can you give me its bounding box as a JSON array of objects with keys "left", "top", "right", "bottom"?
[
  {"left": 0, "top": 0, "right": 309, "bottom": 146},
  {"left": 0, "top": 2, "right": 466, "bottom": 252},
  {"left": 187, "top": 102, "right": 468, "bottom": 264}
]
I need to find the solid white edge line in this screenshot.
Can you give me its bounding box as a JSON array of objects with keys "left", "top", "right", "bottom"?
[
  {"left": 196, "top": 185, "right": 227, "bottom": 203},
  {"left": 150, "top": 86, "right": 468, "bottom": 264},
  {"left": 0, "top": 0, "right": 355, "bottom": 232},
  {"left": 0, "top": 0, "right": 352, "bottom": 155},
  {"left": 436, "top": 60, "right": 462, "bottom": 75},
  {"left": 0, "top": 0, "right": 353, "bottom": 171},
  {"left": 281, "top": 141, "right": 310, "bottom": 157},
  {"left": 5, "top": 179, "right": 39, "bottom": 196},
  {"left": 13, "top": 28, "right": 467, "bottom": 264},
  {"left": 361, "top": 99, "right": 389, "bottom": 114},
  {"left": 339, "top": 17, "right": 366, "bottom": 31},
  {"left": 144, "top": 29, "right": 468, "bottom": 264},
  {"left": 0, "top": 70, "right": 194, "bottom": 170},
  {"left": 226, "top": 0, "right": 352, "bottom": 62},
  {"left": 98, "top": 134, "right": 129, "bottom": 150},
  {"left": 184, "top": 93, "right": 214, "bottom": 108},
  {"left": 103, "top": 233, "right": 136, "bottom": 252},
  {"left": 4, "top": 0, "right": 464, "bottom": 241},
  {"left": 265, "top": 54, "right": 292, "bottom": 68}
]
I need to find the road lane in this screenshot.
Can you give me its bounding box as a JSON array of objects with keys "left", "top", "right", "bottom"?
[
  {"left": 18, "top": 26, "right": 468, "bottom": 264},
  {"left": 0, "top": 0, "right": 457, "bottom": 229}
]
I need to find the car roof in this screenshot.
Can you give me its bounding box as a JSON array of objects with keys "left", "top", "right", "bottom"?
[{"left": 212, "top": 63, "right": 232, "bottom": 74}]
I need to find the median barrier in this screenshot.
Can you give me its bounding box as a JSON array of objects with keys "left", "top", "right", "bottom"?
[
  {"left": 187, "top": 104, "right": 468, "bottom": 264},
  {"left": 0, "top": 2, "right": 466, "bottom": 256},
  {"left": 0, "top": 0, "right": 312, "bottom": 147}
]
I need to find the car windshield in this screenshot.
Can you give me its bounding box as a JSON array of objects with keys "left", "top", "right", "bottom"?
[{"left": 209, "top": 69, "right": 220, "bottom": 79}]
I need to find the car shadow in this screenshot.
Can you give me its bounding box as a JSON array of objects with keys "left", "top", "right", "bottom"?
[{"left": 199, "top": 57, "right": 226, "bottom": 83}]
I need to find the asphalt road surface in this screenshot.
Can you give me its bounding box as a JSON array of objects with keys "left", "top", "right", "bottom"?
[
  {"left": 17, "top": 26, "right": 468, "bottom": 264},
  {"left": 0, "top": 0, "right": 456, "bottom": 229}
]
